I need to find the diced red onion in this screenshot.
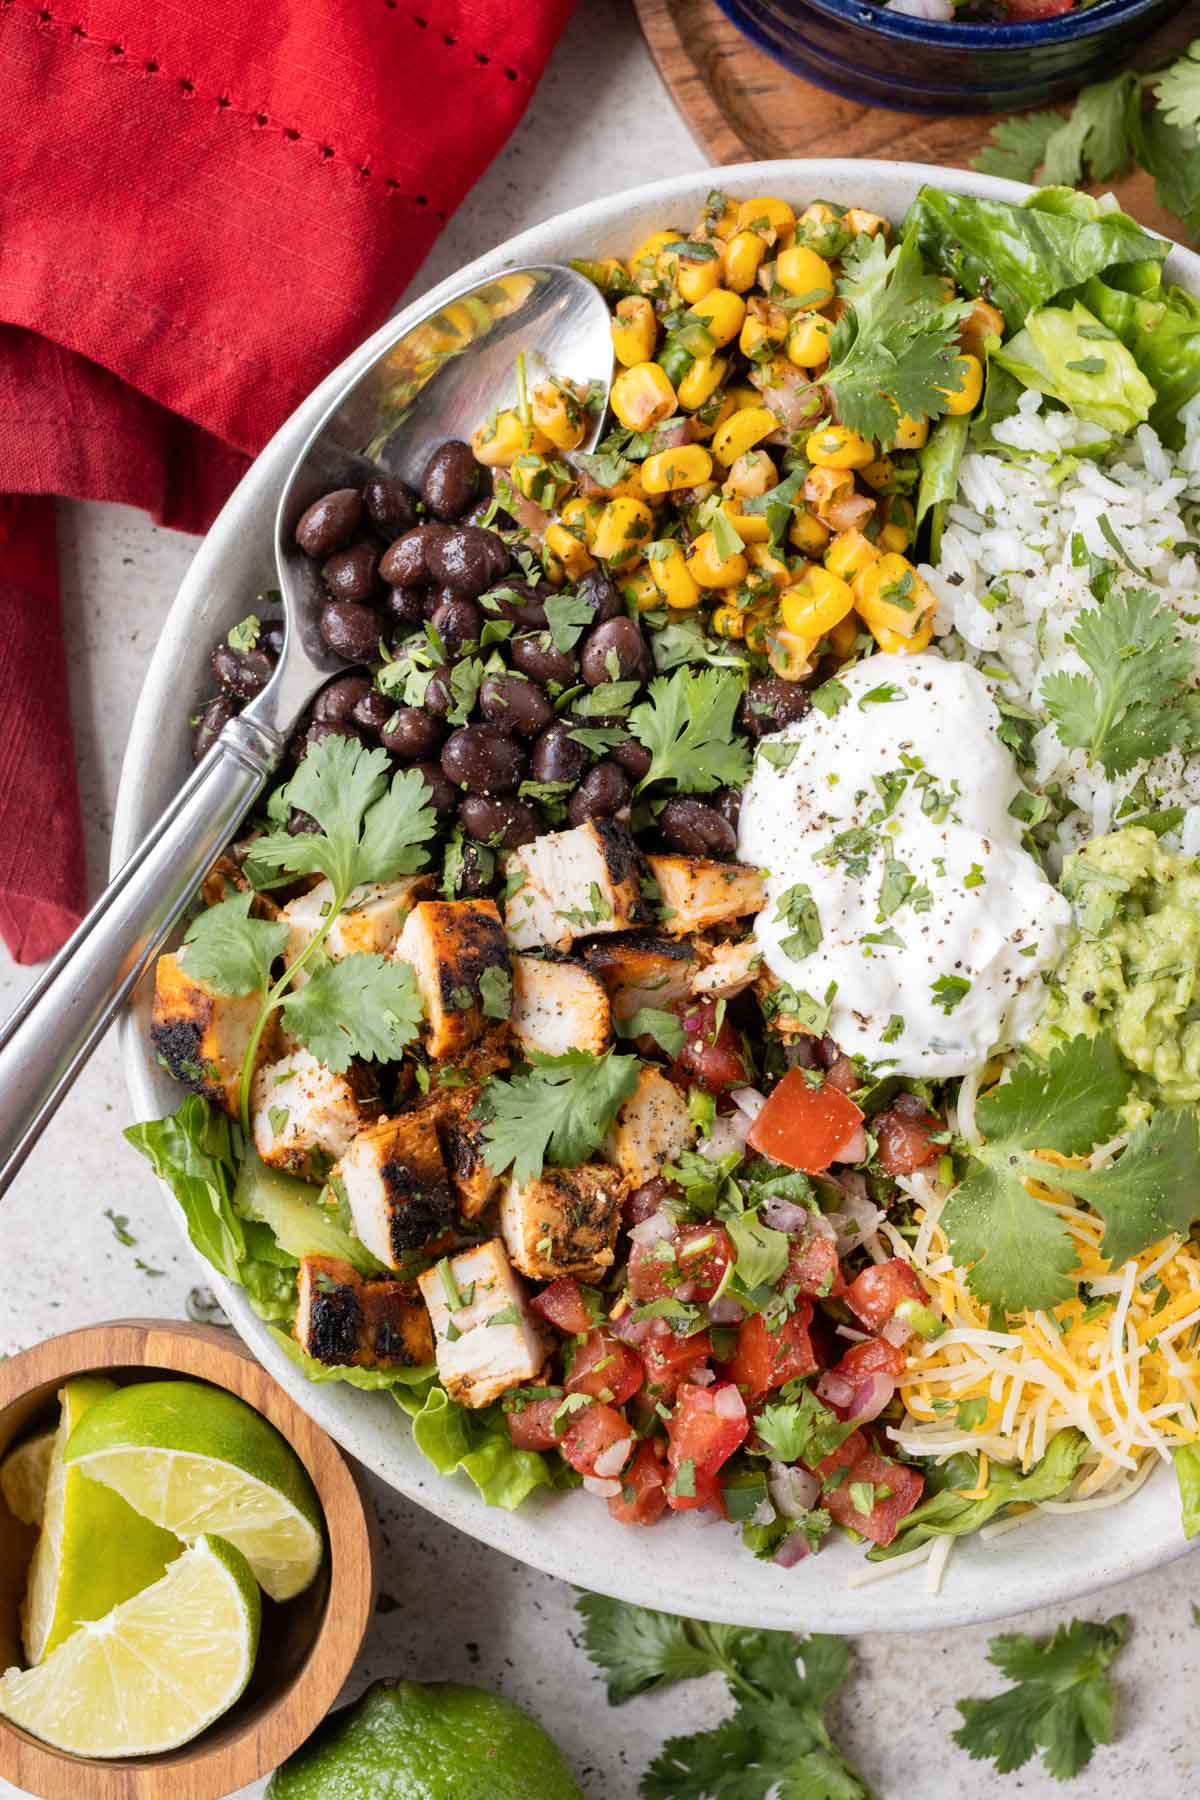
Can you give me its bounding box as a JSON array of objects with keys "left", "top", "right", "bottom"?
[
  {"left": 832, "top": 1125, "right": 868, "bottom": 1166},
  {"left": 825, "top": 1177, "right": 884, "bottom": 1252},
  {"left": 609, "top": 1310, "right": 653, "bottom": 1347},
  {"left": 773, "top": 1531, "right": 813, "bottom": 1568},
  {"left": 769, "top": 1462, "right": 821, "bottom": 1517},
  {"left": 592, "top": 1437, "right": 633, "bottom": 1480},
  {"left": 844, "top": 1373, "right": 896, "bottom": 1423},
  {"left": 582, "top": 1474, "right": 623, "bottom": 1498},
  {"left": 888, "top": 0, "right": 953, "bottom": 18},
  {"left": 708, "top": 1294, "right": 746, "bottom": 1325},
  {"left": 701, "top": 1114, "right": 749, "bottom": 1158},
  {"left": 762, "top": 1195, "right": 810, "bottom": 1234},
  {"left": 730, "top": 1087, "right": 766, "bottom": 1122},
  {"left": 687, "top": 1365, "right": 715, "bottom": 1386},
  {"left": 713, "top": 1383, "right": 747, "bottom": 1421},
  {"left": 629, "top": 1209, "right": 674, "bottom": 1246},
  {"left": 753, "top": 367, "right": 826, "bottom": 433},
  {"left": 816, "top": 1372, "right": 855, "bottom": 1411},
  {"left": 504, "top": 491, "right": 552, "bottom": 543},
  {"left": 882, "top": 1317, "right": 914, "bottom": 1349},
  {"left": 823, "top": 492, "right": 876, "bottom": 533},
  {"left": 806, "top": 1209, "right": 837, "bottom": 1242},
  {"left": 675, "top": 1282, "right": 697, "bottom": 1304}
]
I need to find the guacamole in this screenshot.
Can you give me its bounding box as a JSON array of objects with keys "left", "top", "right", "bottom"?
[{"left": 1034, "top": 827, "right": 1200, "bottom": 1104}]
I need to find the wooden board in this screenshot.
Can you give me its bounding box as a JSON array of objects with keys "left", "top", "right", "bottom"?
[{"left": 634, "top": 0, "right": 1200, "bottom": 236}]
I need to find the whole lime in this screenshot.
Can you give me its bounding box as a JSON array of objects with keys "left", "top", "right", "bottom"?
[{"left": 266, "top": 1679, "right": 582, "bottom": 1800}]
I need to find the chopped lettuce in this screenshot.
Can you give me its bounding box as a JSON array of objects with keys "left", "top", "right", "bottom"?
[
  {"left": 1174, "top": 1443, "right": 1200, "bottom": 1539},
  {"left": 125, "top": 1096, "right": 297, "bottom": 1321},
  {"left": 269, "top": 1328, "right": 435, "bottom": 1392},
  {"left": 1071, "top": 276, "right": 1200, "bottom": 448},
  {"left": 993, "top": 301, "right": 1155, "bottom": 434},
  {"left": 867, "top": 1428, "right": 1088, "bottom": 1559},
  {"left": 233, "top": 1150, "right": 384, "bottom": 1275},
  {"left": 916, "top": 413, "right": 970, "bottom": 558},
  {"left": 398, "top": 1382, "right": 574, "bottom": 1510}
]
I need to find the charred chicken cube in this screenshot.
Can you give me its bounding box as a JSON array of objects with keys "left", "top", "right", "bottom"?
[
  {"left": 252, "top": 1048, "right": 380, "bottom": 1174},
  {"left": 151, "top": 952, "right": 275, "bottom": 1117},
  {"left": 415, "top": 1083, "right": 503, "bottom": 1221},
  {"left": 333, "top": 1112, "right": 456, "bottom": 1270},
  {"left": 645, "top": 855, "right": 766, "bottom": 937},
  {"left": 510, "top": 955, "right": 611, "bottom": 1059},
  {"left": 690, "top": 937, "right": 762, "bottom": 999},
  {"left": 417, "top": 1238, "right": 545, "bottom": 1409},
  {"left": 394, "top": 898, "right": 511, "bottom": 1060},
  {"left": 605, "top": 1067, "right": 695, "bottom": 1187},
  {"left": 499, "top": 1164, "right": 624, "bottom": 1282},
  {"left": 505, "top": 821, "right": 652, "bottom": 953},
  {"left": 281, "top": 875, "right": 432, "bottom": 966},
  {"left": 295, "top": 1254, "right": 435, "bottom": 1370},
  {"left": 581, "top": 933, "right": 697, "bottom": 1022}
]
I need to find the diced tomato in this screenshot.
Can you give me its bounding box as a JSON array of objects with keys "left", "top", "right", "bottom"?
[
  {"left": 628, "top": 1223, "right": 734, "bottom": 1303},
  {"left": 819, "top": 1335, "right": 906, "bottom": 1423},
  {"left": 821, "top": 1447, "right": 924, "bottom": 1546},
  {"left": 845, "top": 1259, "right": 928, "bottom": 1333},
  {"left": 727, "top": 1303, "right": 817, "bottom": 1396},
  {"left": 874, "top": 1095, "right": 941, "bottom": 1177},
  {"left": 506, "top": 1397, "right": 562, "bottom": 1452},
  {"left": 665, "top": 1382, "right": 748, "bottom": 1510},
  {"left": 785, "top": 1227, "right": 846, "bottom": 1300},
  {"left": 565, "top": 1330, "right": 644, "bottom": 1405},
  {"left": 746, "top": 1068, "right": 865, "bottom": 1174},
  {"left": 558, "top": 1401, "right": 634, "bottom": 1478},
  {"left": 642, "top": 1326, "right": 713, "bottom": 1401},
  {"left": 531, "top": 1277, "right": 594, "bottom": 1336},
  {"left": 810, "top": 1427, "right": 867, "bottom": 1480},
  {"left": 836, "top": 1337, "right": 907, "bottom": 1380},
  {"left": 823, "top": 1053, "right": 859, "bottom": 1095},
  {"left": 670, "top": 998, "right": 751, "bottom": 1094},
  {"left": 607, "top": 1439, "right": 669, "bottom": 1526}
]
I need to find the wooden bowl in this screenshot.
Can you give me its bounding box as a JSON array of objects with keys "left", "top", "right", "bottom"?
[{"left": 0, "top": 1320, "right": 376, "bottom": 1800}]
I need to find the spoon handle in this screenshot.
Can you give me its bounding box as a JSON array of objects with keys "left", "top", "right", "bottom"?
[{"left": 0, "top": 714, "right": 283, "bottom": 1196}]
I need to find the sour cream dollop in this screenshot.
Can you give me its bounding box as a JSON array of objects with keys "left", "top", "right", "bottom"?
[{"left": 738, "top": 653, "right": 1069, "bottom": 1078}]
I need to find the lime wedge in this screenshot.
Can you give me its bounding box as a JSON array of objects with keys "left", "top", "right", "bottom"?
[
  {"left": 65, "top": 1379, "right": 323, "bottom": 1602},
  {"left": 1, "top": 1431, "right": 54, "bottom": 1527},
  {"left": 21, "top": 1378, "right": 179, "bottom": 1665},
  {"left": 0, "top": 1534, "right": 260, "bottom": 1757}
]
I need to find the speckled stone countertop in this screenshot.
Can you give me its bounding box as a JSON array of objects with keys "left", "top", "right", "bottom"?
[{"left": 2, "top": 4, "right": 1196, "bottom": 1793}]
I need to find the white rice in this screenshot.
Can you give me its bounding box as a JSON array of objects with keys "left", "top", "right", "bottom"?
[{"left": 920, "top": 390, "right": 1200, "bottom": 866}]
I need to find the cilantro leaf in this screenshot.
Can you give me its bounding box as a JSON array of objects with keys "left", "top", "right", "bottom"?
[
  {"left": 478, "top": 965, "right": 512, "bottom": 1021},
  {"left": 726, "top": 1209, "right": 789, "bottom": 1292},
  {"left": 618, "top": 1008, "right": 687, "bottom": 1057},
  {"left": 1049, "top": 1104, "right": 1200, "bottom": 1267},
  {"left": 776, "top": 882, "right": 823, "bottom": 961},
  {"left": 575, "top": 1594, "right": 744, "bottom": 1703},
  {"left": 279, "top": 954, "right": 424, "bottom": 1073},
  {"left": 479, "top": 1049, "right": 642, "bottom": 1183},
  {"left": 970, "top": 110, "right": 1065, "bottom": 182},
  {"left": 248, "top": 741, "right": 438, "bottom": 891},
  {"left": 973, "top": 1032, "right": 1130, "bottom": 1156},
  {"left": 1041, "top": 585, "right": 1200, "bottom": 776},
  {"left": 544, "top": 592, "right": 594, "bottom": 653},
  {"left": 953, "top": 1614, "right": 1129, "bottom": 1781},
  {"left": 755, "top": 1386, "right": 857, "bottom": 1467},
  {"left": 629, "top": 667, "right": 752, "bottom": 795},
  {"left": 178, "top": 891, "right": 287, "bottom": 996},
  {"left": 1155, "top": 41, "right": 1200, "bottom": 133}
]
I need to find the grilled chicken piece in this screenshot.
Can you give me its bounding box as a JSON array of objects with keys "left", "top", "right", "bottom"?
[
  {"left": 581, "top": 933, "right": 697, "bottom": 1022},
  {"left": 646, "top": 855, "right": 766, "bottom": 937},
  {"left": 499, "top": 1164, "right": 624, "bottom": 1282},
  {"left": 333, "top": 1112, "right": 456, "bottom": 1270},
  {"left": 394, "top": 899, "right": 511, "bottom": 1060},
  {"left": 281, "top": 876, "right": 433, "bottom": 967},
  {"left": 295, "top": 1255, "right": 435, "bottom": 1370},
  {"left": 510, "top": 955, "right": 611, "bottom": 1058},
  {"left": 505, "top": 821, "right": 652, "bottom": 953},
  {"left": 151, "top": 953, "right": 276, "bottom": 1117},
  {"left": 605, "top": 1067, "right": 694, "bottom": 1187},
  {"left": 690, "top": 938, "right": 763, "bottom": 1000},
  {"left": 417, "top": 1238, "right": 545, "bottom": 1409},
  {"left": 252, "top": 1049, "right": 381, "bottom": 1175},
  {"left": 414, "top": 1082, "right": 502, "bottom": 1222}
]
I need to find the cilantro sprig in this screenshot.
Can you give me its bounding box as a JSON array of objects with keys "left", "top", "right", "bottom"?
[
  {"left": 953, "top": 1614, "right": 1130, "bottom": 1781},
  {"left": 477, "top": 1048, "right": 642, "bottom": 1184},
  {"left": 629, "top": 666, "right": 752, "bottom": 796}
]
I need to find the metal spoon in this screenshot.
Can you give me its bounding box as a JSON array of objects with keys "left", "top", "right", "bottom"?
[{"left": 0, "top": 263, "right": 614, "bottom": 1193}]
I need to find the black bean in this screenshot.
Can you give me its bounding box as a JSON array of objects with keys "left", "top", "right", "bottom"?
[
  {"left": 427, "top": 526, "right": 508, "bottom": 599},
  {"left": 531, "top": 721, "right": 590, "bottom": 784},
  {"left": 609, "top": 737, "right": 652, "bottom": 780},
  {"left": 383, "top": 586, "right": 425, "bottom": 631},
  {"left": 363, "top": 475, "right": 418, "bottom": 536},
  {"left": 261, "top": 621, "right": 285, "bottom": 659},
  {"left": 568, "top": 761, "right": 631, "bottom": 825},
  {"left": 714, "top": 787, "right": 741, "bottom": 833},
  {"left": 441, "top": 725, "right": 525, "bottom": 794},
  {"left": 305, "top": 717, "right": 365, "bottom": 751},
  {"left": 350, "top": 690, "right": 393, "bottom": 737},
  {"left": 429, "top": 595, "right": 483, "bottom": 658},
  {"left": 511, "top": 632, "right": 577, "bottom": 687},
  {"left": 421, "top": 440, "right": 480, "bottom": 520},
  {"left": 380, "top": 524, "right": 450, "bottom": 587},
  {"left": 660, "top": 797, "right": 737, "bottom": 858},
  {"left": 210, "top": 644, "right": 274, "bottom": 699},
  {"left": 322, "top": 542, "right": 379, "bottom": 603},
  {"left": 576, "top": 568, "right": 624, "bottom": 624},
  {"left": 294, "top": 488, "right": 363, "bottom": 559},
  {"left": 411, "top": 759, "right": 458, "bottom": 813},
  {"left": 319, "top": 602, "right": 382, "bottom": 663},
  {"left": 480, "top": 674, "right": 553, "bottom": 738},
  {"left": 740, "top": 675, "right": 812, "bottom": 738},
  {"left": 423, "top": 668, "right": 453, "bottom": 719},
  {"left": 459, "top": 794, "right": 541, "bottom": 848},
  {"left": 480, "top": 578, "right": 549, "bottom": 629},
  {"left": 580, "top": 616, "right": 651, "bottom": 687},
  {"left": 192, "top": 696, "right": 234, "bottom": 761},
  {"left": 381, "top": 706, "right": 445, "bottom": 759},
  {"left": 313, "top": 674, "right": 372, "bottom": 723}
]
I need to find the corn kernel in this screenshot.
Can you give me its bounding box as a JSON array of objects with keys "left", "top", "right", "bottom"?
[
  {"left": 779, "top": 564, "right": 855, "bottom": 636},
  {"left": 561, "top": 494, "right": 606, "bottom": 547},
  {"left": 806, "top": 424, "right": 875, "bottom": 471},
  {"left": 544, "top": 522, "right": 595, "bottom": 582},
  {"left": 873, "top": 618, "right": 935, "bottom": 655},
  {"left": 510, "top": 453, "right": 572, "bottom": 510},
  {"left": 786, "top": 313, "right": 833, "bottom": 369},
  {"left": 860, "top": 458, "right": 894, "bottom": 493},
  {"left": 726, "top": 383, "right": 762, "bottom": 413},
  {"left": 676, "top": 353, "right": 728, "bottom": 411},
  {"left": 686, "top": 529, "right": 748, "bottom": 588},
  {"left": 938, "top": 353, "right": 984, "bottom": 416},
  {"left": 717, "top": 500, "right": 770, "bottom": 544},
  {"left": 675, "top": 249, "right": 724, "bottom": 303},
  {"left": 641, "top": 443, "right": 714, "bottom": 494},
  {"left": 723, "top": 229, "right": 767, "bottom": 293},
  {"left": 723, "top": 448, "right": 777, "bottom": 500},
  {"left": 611, "top": 296, "right": 658, "bottom": 368},
  {"left": 825, "top": 529, "right": 879, "bottom": 584},
  {"left": 828, "top": 613, "right": 860, "bottom": 658},
  {"left": 879, "top": 523, "right": 910, "bottom": 554},
  {"left": 530, "top": 381, "right": 586, "bottom": 453},
  {"left": 711, "top": 604, "right": 746, "bottom": 639},
  {"left": 737, "top": 196, "right": 796, "bottom": 238},
  {"left": 688, "top": 288, "right": 746, "bottom": 348},
  {"left": 593, "top": 496, "right": 655, "bottom": 565},
  {"left": 788, "top": 505, "right": 831, "bottom": 556},
  {"left": 775, "top": 245, "right": 835, "bottom": 305},
  {"left": 743, "top": 600, "right": 779, "bottom": 654},
  {"left": 470, "top": 408, "right": 549, "bottom": 467},
  {"left": 881, "top": 494, "right": 915, "bottom": 543},
  {"left": 712, "top": 404, "right": 777, "bottom": 467},
  {"left": 628, "top": 228, "right": 684, "bottom": 289},
  {"left": 698, "top": 192, "right": 741, "bottom": 239},
  {"left": 747, "top": 543, "right": 791, "bottom": 589},
  {"left": 844, "top": 208, "right": 887, "bottom": 238},
  {"left": 804, "top": 466, "right": 853, "bottom": 516},
  {"left": 891, "top": 412, "right": 929, "bottom": 450},
  {"left": 739, "top": 298, "right": 789, "bottom": 361},
  {"left": 853, "top": 552, "right": 935, "bottom": 639},
  {"left": 611, "top": 361, "right": 677, "bottom": 432},
  {"left": 767, "top": 624, "right": 818, "bottom": 681},
  {"left": 649, "top": 543, "right": 702, "bottom": 610},
  {"left": 620, "top": 562, "right": 661, "bottom": 613},
  {"left": 960, "top": 297, "right": 1005, "bottom": 361}
]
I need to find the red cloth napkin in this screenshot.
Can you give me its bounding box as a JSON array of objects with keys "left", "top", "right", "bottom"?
[{"left": 0, "top": 0, "right": 573, "bottom": 963}]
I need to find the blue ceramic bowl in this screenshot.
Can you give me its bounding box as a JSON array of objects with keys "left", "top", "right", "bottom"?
[{"left": 715, "top": 0, "right": 1184, "bottom": 112}]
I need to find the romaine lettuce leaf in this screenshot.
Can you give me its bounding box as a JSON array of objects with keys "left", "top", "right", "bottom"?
[
  {"left": 1072, "top": 276, "right": 1200, "bottom": 448},
  {"left": 867, "top": 1428, "right": 1088, "bottom": 1559},
  {"left": 233, "top": 1150, "right": 384, "bottom": 1275},
  {"left": 993, "top": 300, "right": 1155, "bottom": 433},
  {"left": 916, "top": 413, "right": 970, "bottom": 559},
  {"left": 1174, "top": 1442, "right": 1200, "bottom": 1539},
  {"left": 269, "top": 1328, "right": 435, "bottom": 1392},
  {"left": 400, "top": 1382, "right": 575, "bottom": 1510}
]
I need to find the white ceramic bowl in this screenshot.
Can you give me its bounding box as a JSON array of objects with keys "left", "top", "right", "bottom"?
[{"left": 116, "top": 160, "right": 1200, "bottom": 1632}]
